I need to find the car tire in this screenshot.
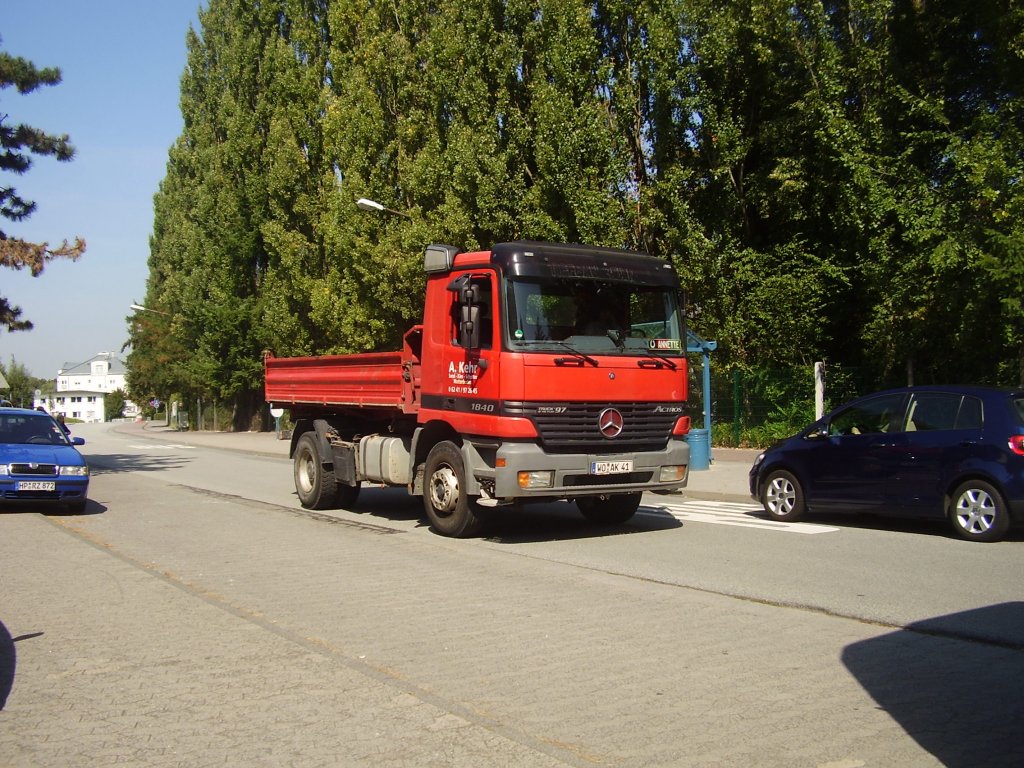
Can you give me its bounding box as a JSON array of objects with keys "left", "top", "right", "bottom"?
[
  {"left": 949, "top": 480, "right": 1010, "bottom": 543},
  {"left": 423, "top": 441, "right": 485, "bottom": 538},
  {"left": 576, "top": 493, "right": 642, "bottom": 525},
  {"left": 760, "top": 469, "right": 806, "bottom": 521}
]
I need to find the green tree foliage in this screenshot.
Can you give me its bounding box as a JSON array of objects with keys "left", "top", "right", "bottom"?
[
  {"left": 0, "top": 44, "right": 86, "bottom": 332},
  {"left": 130, "top": 0, "right": 1024, "bottom": 431},
  {"left": 104, "top": 388, "right": 127, "bottom": 422},
  {"left": 0, "top": 357, "right": 48, "bottom": 407}
]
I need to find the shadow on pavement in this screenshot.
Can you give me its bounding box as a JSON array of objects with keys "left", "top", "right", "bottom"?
[
  {"left": 0, "top": 499, "right": 106, "bottom": 517},
  {"left": 345, "top": 488, "right": 682, "bottom": 542},
  {"left": 842, "top": 602, "right": 1024, "bottom": 767},
  {"left": 0, "top": 620, "right": 12, "bottom": 710},
  {"left": 482, "top": 502, "right": 682, "bottom": 543},
  {"left": 85, "top": 453, "right": 191, "bottom": 475}
]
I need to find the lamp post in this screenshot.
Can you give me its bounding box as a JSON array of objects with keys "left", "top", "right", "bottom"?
[
  {"left": 129, "top": 302, "right": 172, "bottom": 426},
  {"left": 130, "top": 303, "right": 170, "bottom": 316},
  {"left": 356, "top": 197, "right": 412, "bottom": 219}
]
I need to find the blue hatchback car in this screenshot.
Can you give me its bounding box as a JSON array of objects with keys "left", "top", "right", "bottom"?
[
  {"left": 749, "top": 386, "right": 1024, "bottom": 542},
  {"left": 0, "top": 407, "right": 90, "bottom": 513}
]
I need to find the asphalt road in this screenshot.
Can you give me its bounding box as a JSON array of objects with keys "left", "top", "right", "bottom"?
[{"left": 2, "top": 422, "right": 1022, "bottom": 767}]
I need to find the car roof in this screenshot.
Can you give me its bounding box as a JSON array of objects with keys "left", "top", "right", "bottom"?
[{"left": 861, "top": 385, "right": 1023, "bottom": 399}]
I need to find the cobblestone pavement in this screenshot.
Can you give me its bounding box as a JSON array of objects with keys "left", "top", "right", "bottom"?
[{"left": 2, "top": 427, "right": 1021, "bottom": 767}]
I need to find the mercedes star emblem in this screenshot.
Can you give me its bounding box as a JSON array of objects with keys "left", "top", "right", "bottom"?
[{"left": 598, "top": 407, "right": 624, "bottom": 438}]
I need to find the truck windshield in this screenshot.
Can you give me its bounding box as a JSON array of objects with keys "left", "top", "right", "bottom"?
[{"left": 504, "top": 277, "right": 684, "bottom": 355}]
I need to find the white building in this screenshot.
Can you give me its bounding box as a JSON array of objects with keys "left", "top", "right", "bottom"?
[{"left": 34, "top": 352, "right": 139, "bottom": 423}]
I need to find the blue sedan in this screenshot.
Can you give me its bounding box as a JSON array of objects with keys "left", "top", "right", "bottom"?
[
  {"left": 0, "top": 407, "right": 90, "bottom": 513},
  {"left": 749, "top": 386, "right": 1024, "bottom": 542}
]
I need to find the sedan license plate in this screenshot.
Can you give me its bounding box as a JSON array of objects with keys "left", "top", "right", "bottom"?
[
  {"left": 17, "top": 480, "right": 56, "bottom": 492},
  {"left": 590, "top": 460, "right": 633, "bottom": 475}
]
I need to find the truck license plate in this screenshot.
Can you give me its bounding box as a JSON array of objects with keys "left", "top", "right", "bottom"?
[
  {"left": 17, "top": 481, "right": 56, "bottom": 491},
  {"left": 590, "top": 460, "right": 633, "bottom": 475}
]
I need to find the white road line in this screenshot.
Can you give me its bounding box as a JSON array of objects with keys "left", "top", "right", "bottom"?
[
  {"left": 640, "top": 500, "right": 840, "bottom": 534},
  {"left": 127, "top": 443, "right": 196, "bottom": 451}
]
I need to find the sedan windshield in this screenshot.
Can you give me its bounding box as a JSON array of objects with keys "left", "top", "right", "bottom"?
[
  {"left": 505, "top": 277, "right": 684, "bottom": 355},
  {"left": 0, "top": 413, "right": 72, "bottom": 446}
]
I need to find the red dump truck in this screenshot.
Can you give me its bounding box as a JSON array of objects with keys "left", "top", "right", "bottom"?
[{"left": 265, "top": 240, "right": 691, "bottom": 537}]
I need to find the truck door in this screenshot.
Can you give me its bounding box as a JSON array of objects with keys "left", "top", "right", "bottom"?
[{"left": 442, "top": 270, "right": 500, "bottom": 408}]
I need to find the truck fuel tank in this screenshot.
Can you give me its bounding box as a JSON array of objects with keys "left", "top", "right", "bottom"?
[{"left": 358, "top": 435, "right": 413, "bottom": 485}]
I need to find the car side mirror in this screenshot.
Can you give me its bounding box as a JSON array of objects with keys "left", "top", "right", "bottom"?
[{"left": 72, "top": 437, "right": 85, "bottom": 446}]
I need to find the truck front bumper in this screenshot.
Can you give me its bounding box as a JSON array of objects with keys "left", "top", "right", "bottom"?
[{"left": 470, "top": 438, "right": 690, "bottom": 501}]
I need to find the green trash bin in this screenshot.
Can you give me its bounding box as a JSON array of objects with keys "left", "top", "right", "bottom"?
[{"left": 686, "top": 428, "right": 710, "bottom": 471}]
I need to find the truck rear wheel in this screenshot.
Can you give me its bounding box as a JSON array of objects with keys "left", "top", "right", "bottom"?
[
  {"left": 576, "top": 492, "right": 642, "bottom": 525},
  {"left": 423, "top": 441, "right": 485, "bottom": 538},
  {"left": 294, "top": 432, "right": 338, "bottom": 510}
]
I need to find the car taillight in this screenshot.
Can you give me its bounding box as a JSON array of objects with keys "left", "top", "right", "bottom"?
[{"left": 1009, "top": 435, "right": 1024, "bottom": 456}]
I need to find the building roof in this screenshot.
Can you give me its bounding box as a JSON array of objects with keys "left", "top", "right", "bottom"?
[{"left": 58, "top": 352, "right": 128, "bottom": 376}]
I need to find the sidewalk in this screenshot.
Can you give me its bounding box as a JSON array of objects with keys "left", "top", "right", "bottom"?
[{"left": 126, "top": 420, "right": 757, "bottom": 503}]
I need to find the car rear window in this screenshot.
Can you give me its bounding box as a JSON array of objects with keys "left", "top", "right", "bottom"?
[
  {"left": 956, "top": 396, "right": 983, "bottom": 429},
  {"left": 1013, "top": 397, "right": 1024, "bottom": 425},
  {"left": 904, "top": 393, "right": 983, "bottom": 432}
]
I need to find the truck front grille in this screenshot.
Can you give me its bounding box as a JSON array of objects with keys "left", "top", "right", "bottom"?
[{"left": 503, "top": 401, "right": 682, "bottom": 454}]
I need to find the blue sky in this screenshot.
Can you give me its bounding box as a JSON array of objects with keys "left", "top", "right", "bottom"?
[{"left": 2, "top": 2, "right": 202, "bottom": 378}]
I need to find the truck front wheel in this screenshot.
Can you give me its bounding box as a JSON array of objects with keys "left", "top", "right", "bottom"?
[
  {"left": 294, "top": 432, "right": 338, "bottom": 510},
  {"left": 576, "top": 493, "right": 642, "bottom": 525},
  {"left": 423, "top": 441, "right": 485, "bottom": 538}
]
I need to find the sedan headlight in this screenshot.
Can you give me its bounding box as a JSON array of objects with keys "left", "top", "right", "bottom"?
[
  {"left": 59, "top": 465, "right": 90, "bottom": 477},
  {"left": 0, "top": 464, "right": 8, "bottom": 476}
]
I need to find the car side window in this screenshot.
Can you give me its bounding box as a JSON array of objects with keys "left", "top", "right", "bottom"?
[
  {"left": 956, "top": 396, "right": 983, "bottom": 430},
  {"left": 828, "top": 393, "right": 906, "bottom": 436},
  {"left": 904, "top": 393, "right": 966, "bottom": 432}
]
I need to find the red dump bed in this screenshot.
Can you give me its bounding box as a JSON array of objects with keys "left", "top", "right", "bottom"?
[{"left": 265, "top": 351, "right": 410, "bottom": 411}]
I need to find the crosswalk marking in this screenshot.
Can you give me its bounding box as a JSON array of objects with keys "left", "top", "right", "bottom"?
[{"left": 640, "top": 500, "right": 840, "bottom": 534}]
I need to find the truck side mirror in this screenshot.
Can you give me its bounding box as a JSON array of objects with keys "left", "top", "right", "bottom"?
[{"left": 460, "top": 304, "right": 481, "bottom": 349}]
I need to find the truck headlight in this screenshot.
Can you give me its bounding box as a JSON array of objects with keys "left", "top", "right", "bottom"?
[{"left": 518, "top": 471, "right": 553, "bottom": 489}]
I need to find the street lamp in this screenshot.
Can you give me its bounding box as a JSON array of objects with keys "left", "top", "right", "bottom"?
[
  {"left": 128, "top": 302, "right": 173, "bottom": 426},
  {"left": 130, "top": 303, "right": 170, "bottom": 316},
  {"left": 356, "top": 197, "right": 412, "bottom": 218}
]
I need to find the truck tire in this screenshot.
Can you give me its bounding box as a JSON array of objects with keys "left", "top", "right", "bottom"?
[
  {"left": 423, "top": 441, "right": 486, "bottom": 538},
  {"left": 576, "top": 493, "right": 642, "bottom": 525},
  {"left": 294, "top": 432, "right": 338, "bottom": 510}
]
